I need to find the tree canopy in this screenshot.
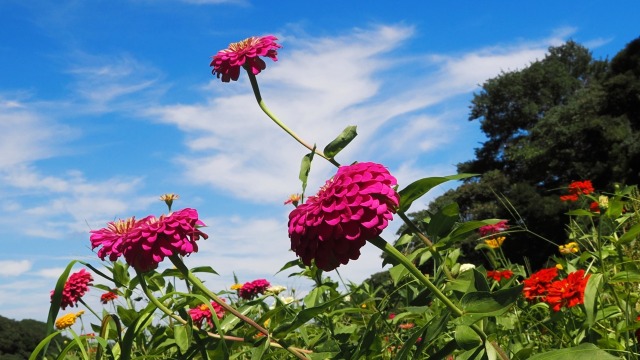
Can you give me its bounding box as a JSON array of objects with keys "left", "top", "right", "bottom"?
[{"left": 397, "top": 37, "right": 640, "bottom": 270}]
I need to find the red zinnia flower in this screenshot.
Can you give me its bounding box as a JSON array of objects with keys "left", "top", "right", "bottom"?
[
  {"left": 522, "top": 267, "right": 558, "bottom": 302},
  {"left": 589, "top": 201, "right": 600, "bottom": 213},
  {"left": 239, "top": 279, "right": 271, "bottom": 300},
  {"left": 51, "top": 269, "right": 94, "bottom": 310},
  {"left": 210, "top": 35, "right": 281, "bottom": 82},
  {"left": 91, "top": 208, "right": 208, "bottom": 272},
  {"left": 487, "top": 269, "right": 514, "bottom": 282},
  {"left": 545, "top": 270, "right": 590, "bottom": 311},
  {"left": 478, "top": 220, "right": 509, "bottom": 237},
  {"left": 100, "top": 291, "right": 118, "bottom": 304},
  {"left": 288, "top": 162, "right": 399, "bottom": 271},
  {"left": 560, "top": 180, "right": 594, "bottom": 202},
  {"left": 189, "top": 301, "right": 225, "bottom": 328}
]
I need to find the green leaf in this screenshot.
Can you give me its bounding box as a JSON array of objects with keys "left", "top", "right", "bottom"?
[
  {"left": 584, "top": 273, "right": 603, "bottom": 327},
  {"left": 566, "top": 209, "right": 596, "bottom": 217},
  {"left": 619, "top": 222, "right": 640, "bottom": 244},
  {"left": 276, "top": 259, "right": 303, "bottom": 274},
  {"left": 609, "top": 270, "right": 640, "bottom": 283},
  {"left": 457, "top": 285, "right": 523, "bottom": 325},
  {"left": 299, "top": 146, "right": 316, "bottom": 195},
  {"left": 428, "top": 202, "right": 460, "bottom": 238},
  {"left": 323, "top": 125, "right": 357, "bottom": 159},
  {"left": 527, "top": 343, "right": 619, "bottom": 360},
  {"left": 28, "top": 331, "right": 62, "bottom": 360},
  {"left": 389, "top": 263, "right": 410, "bottom": 286},
  {"left": 250, "top": 337, "right": 270, "bottom": 360},
  {"left": 398, "top": 174, "right": 477, "bottom": 213},
  {"left": 455, "top": 325, "right": 483, "bottom": 350},
  {"left": 174, "top": 325, "right": 190, "bottom": 354},
  {"left": 272, "top": 295, "right": 345, "bottom": 338}
]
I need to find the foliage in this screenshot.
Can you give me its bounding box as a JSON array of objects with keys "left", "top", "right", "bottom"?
[{"left": 0, "top": 315, "right": 65, "bottom": 359}]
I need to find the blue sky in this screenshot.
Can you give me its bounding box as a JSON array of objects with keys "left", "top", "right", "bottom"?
[{"left": 1, "top": 0, "right": 638, "bottom": 322}]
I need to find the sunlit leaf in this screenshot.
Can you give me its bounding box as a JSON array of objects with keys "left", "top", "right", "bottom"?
[
  {"left": 398, "top": 174, "right": 477, "bottom": 213},
  {"left": 323, "top": 125, "right": 357, "bottom": 159}
]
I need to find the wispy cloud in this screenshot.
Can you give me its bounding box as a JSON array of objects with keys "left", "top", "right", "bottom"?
[
  {"left": 148, "top": 25, "right": 568, "bottom": 205},
  {"left": 0, "top": 260, "right": 32, "bottom": 277}
]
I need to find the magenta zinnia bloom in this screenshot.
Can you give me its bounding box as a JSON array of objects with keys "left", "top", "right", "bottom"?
[
  {"left": 210, "top": 35, "right": 281, "bottom": 82},
  {"left": 288, "top": 162, "right": 399, "bottom": 271},
  {"left": 91, "top": 208, "right": 208, "bottom": 272},
  {"left": 238, "top": 279, "right": 271, "bottom": 300},
  {"left": 478, "top": 220, "right": 509, "bottom": 237},
  {"left": 189, "top": 301, "right": 225, "bottom": 328},
  {"left": 51, "top": 269, "right": 94, "bottom": 310}
]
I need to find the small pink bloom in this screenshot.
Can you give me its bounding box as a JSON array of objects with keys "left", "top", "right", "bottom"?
[
  {"left": 189, "top": 301, "right": 225, "bottom": 328},
  {"left": 388, "top": 313, "right": 396, "bottom": 320},
  {"left": 239, "top": 279, "right": 271, "bottom": 300},
  {"left": 51, "top": 269, "right": 94, "bottom": 310},
  {"left": 478, "top": 220, "right": 509, "bottom": 237},
  {"left": 288, "top": 162, "right": 399, "bottom": 271},
  {"left": 210, "top": 35, "right": 281, "bottom": 82}
]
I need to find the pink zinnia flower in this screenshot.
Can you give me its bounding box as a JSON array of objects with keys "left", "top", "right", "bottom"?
[
  {"left": 189, "top": 301, "right": 225, "bottom": 328},
  {"left": 51, "top": 269, "right": 94, "bottom": 310},
  {"left": 90, "top": 217, "right": 141, "bottom": 262},
  {"left": 91, "top": 208, "right": 208, "bottom": 272},
  {"left": 210, "top": 35, "right": 281, "bottom": 82},
  {"left": 239, "top": 279, "right": 271, "bottom": 300},
  {"left": 288, "top": 162, "right": 399, "bottom": 271},
  {"left": 478, "top": 220, "right": 509, "bottom": 237},
  {"left": 100, "top": 291, "right": 118, "bottom": 304}
]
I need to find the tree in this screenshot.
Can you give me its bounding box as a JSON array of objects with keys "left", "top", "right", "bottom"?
[
  {"left": 395, "top": 38, "right": 640, "bottom": 270},
  {"left": 0, "top": 315, "right": 65, "bottom": 360}
]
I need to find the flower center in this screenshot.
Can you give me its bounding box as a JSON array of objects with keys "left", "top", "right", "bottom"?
[
  {"left": 110, "top": 217, "right": 137, "bottom": 234},
  {"left": 228, "top": 37, "right": 260, "bottom": 52}
]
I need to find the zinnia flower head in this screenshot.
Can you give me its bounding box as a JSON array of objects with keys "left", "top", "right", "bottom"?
[
  {"left": 478, "top": 220, "right": 509, "bottom": 237},
  {"left": 545, "top": 270, "right": 590, "bottom": 311},
  {"left": 230, "top": 283, "right": 243, "bottom": 290},
  {"left": 266, "top": 285, "right": 287, "bottom": 295},
  {"left": 55, "top": 310, "right": 85, "bottom": 330},
  {"left": 159, "top": 193, "right": 179, "bottom": 210},
  {"left": 239, "top": 279, "right": 271, "bottom": 300},
  {"left": 288, "top": 162, "right": 399, "bottom": 271},
  {"left": 559, "top": 242, "right": 580, "bottom": 255},
  {"left": 487, "top": 269, "right": 514, "bottom": 282},
  {"left": 91, "top": 208, "right": 208, "bottom": 272},
  {"left": 522, "top": 267, "right": 558, "bottom": 302},
  {"left": 100, "top": 291, "right": 118, "bottom": 304},
  {"left": 189, "top": 301, "right": 225, "bottom": 328},
  {"left": 210, "top": 35, "right": 281, "bottom": 82},
  {"left": 284, "top": 194, "right": 301, "bottom": 206},
  {"left": 51, "top": 269, "right": 93, "bottom": 310},
  {"left": 459, "top": 263, "right": 476, "bottom": 273},
  {"left": 484, "top": 236, "right": 506, "bottom": 249},
  {"left": 560, "top": 180, "right": 594, "bottom": 202}
]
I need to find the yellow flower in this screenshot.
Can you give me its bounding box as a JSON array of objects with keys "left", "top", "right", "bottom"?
[
  {"left": 159, "top": 193, "right": 179, "bottom": 210},
  {"left": 264, "top": 318, "right": 271, "bottom": 328},
  {"left": 361, "top": 303, "right": 367, "bottom": 309},
  {"left": 55, "top": 310, "right": 85, "bottom": 330},
  {"left": 230, "top": 283, "right": 243, "bottom": 290},
  {"left": 484, "top": 236, "right": 506, "bottom": 249},
  {"left": 559, "top": 242, "right": 579, "bottom": 255},
  {"left": 598, "top": 195, "right": 609, "bottom": 209},
  {"left": 556, "top": 264, "right": 564, "bottom": 270}
]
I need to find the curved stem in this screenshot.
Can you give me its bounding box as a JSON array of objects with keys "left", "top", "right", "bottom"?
[
  {"left": 245, "top": 68, "right": 340, "bottom": 168},
  {"left": 368, "top": 236, "right": 487, "bottom": 342},
  {"left": 169, "top": 256, "right": 309, "bottom": 359},
  {"left": 396, "top": 211, "right": 454, "bottom": 281}
]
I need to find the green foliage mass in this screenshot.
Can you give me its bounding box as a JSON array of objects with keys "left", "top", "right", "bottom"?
[
  {"left": 398, "top": 37, "right": 640, "bottom": 270},
  {"left": 0, "top": 315, "right": 64, "bottom": 360}
]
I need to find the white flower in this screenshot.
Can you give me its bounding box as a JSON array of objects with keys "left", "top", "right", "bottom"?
[
  {"left": 459, "top": 263, "right": 476, "bottom": 273},
  {"left": 280, "top": 296, "right": 295, "bottom": 305},
  {"left": 266, "top": 285, "right": 287, "bottom": 295}
]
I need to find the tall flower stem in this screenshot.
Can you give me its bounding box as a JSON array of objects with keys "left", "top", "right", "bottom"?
[
  {"left": 135, "top": 271, "right": 311, "bottom": 353},
  {"left": 396, "top": 211, "right": 454, "bottom": 281},
  {"left": 368, "top": 236, "right": 487, "bottom": 342},
  {"left": 245, "top": 68, "right": 340, "bottom": 168},
  {"left": 169, "top": 256, "right": 309, "bottom": 360}
]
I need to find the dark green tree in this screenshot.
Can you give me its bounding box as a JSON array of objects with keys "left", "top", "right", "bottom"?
[
  {"left": 395, "top": 37, "right": 640, "bottom": 270},
  {"left": 0, "top": 315, "right": 64, "bottom": 360}
]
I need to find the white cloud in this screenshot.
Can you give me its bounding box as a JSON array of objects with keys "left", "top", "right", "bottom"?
[{"left": 0, "top": 260, "right": 32, "bottom": 277}]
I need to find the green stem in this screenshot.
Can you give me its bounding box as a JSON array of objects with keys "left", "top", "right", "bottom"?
[
  {"left": 245, "top": 68, "right": 340, "bottom": 168},
  {"left": 169, "top": 256, "right": 309, "bottom": 360},
  {"left": 396, "top": 211, "right": 454, "bottom": 281},
  {"left": 79, "top": 298, "right": 100, "bottom": 320},
  {"left": 368, "top": 236, "right": 487, "bottom": 341}
]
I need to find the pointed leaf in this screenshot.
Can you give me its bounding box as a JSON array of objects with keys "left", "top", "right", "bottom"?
[
  {"left": 398, "top": 174, "right": 477, "bottom": 213},
  {"left": 455, "top": 325, "right": 483, "bottom": 350},
  {"left": 584, "top": 273, "right": 602, "bottom": 327},
  {"left": 323, "top": 125, "right": 357, "bottom": 159},
  {"left": 527, "top": 343, "right": 618, "bottom": 360},
  {"left": 619, "top": 222, "right": 640, "bottom": 244}
]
